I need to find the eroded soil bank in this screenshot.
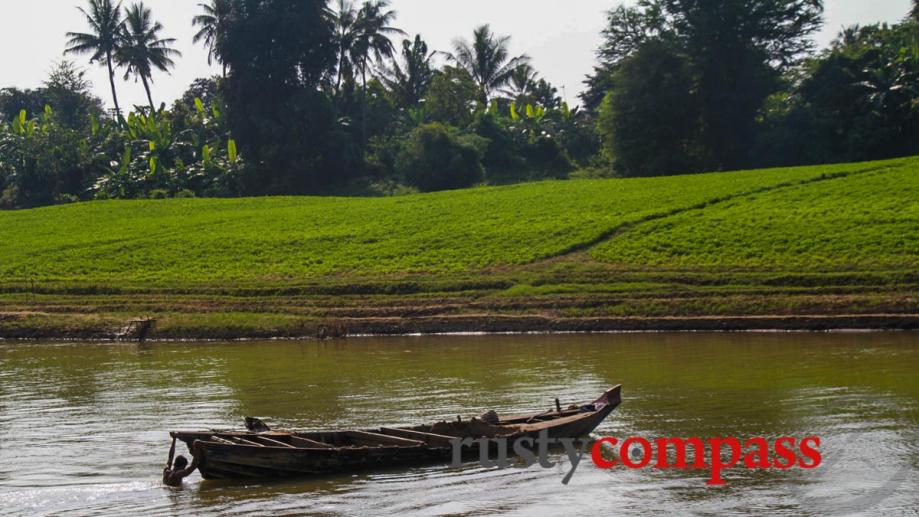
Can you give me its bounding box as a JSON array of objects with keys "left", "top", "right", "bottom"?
[{"left": 2, "top": 265, "right": 916, "bottom": 340}]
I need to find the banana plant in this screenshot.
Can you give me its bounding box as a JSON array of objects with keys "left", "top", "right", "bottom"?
[
  {"left": 508, "top": 102, "right": 550, "bottom": 140},
  {"left": 10, "top": 110, "right": 37, "bottom": 138},
  {"left": 184, "top": 137, "right": 244, "bottom": 196},
  {"left": 93, "top": 145, "right": 141, "bottom": 199},
  {"left": 1, "top": 106, "right": 96, "bottom": 207},
  {"left": 1, "top": 110, "right": 41, "bottom": 195}
]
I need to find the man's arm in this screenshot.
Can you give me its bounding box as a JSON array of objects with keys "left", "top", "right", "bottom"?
[
  {"left": 175, "top": 454, "right": 200, "bottom": 478},
  {"left": 165, "top": 437, "right": 177, "bottom": 469},
  {"left": 176, "top": 441, "right": 201, "bottom": 479}
]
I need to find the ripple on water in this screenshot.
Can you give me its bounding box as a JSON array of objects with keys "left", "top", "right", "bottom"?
[{"left": 0, "top": 334, "right": 918, "bottom": 516}]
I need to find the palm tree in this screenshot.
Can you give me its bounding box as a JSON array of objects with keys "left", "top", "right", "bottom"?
[
  {"left": 837, "top": 25, "right": 861, "bottom": 47},
  {"left": 331, "top": 0, "right": 360, "bottom": 94},
  {"left": 331, "top": 0, "right": 404, "bottom": 144},
  {"left": 118, "top": 2, "right": 182, "bottom": 115},
  {"left": 355, "top": 1, "right": 404, "bottom": 145},
  {"left": 332, "top": 1, "right": 405, "bottom": 93},
  {"left": 353, "top": 0, "right": 405, "bottom": 92},
  {"left": 65, "top": 0, "right": 125, "bottom": 118},
  {"left": 855, "top": 63, "right": 917, "bottom": 116},
  {"left": 192, "top": 0, "right": 230, "bottom": 77},
  {"left": 500, "top": 63, "right": 538, "bottom": 102},
  {"left": 450, "top": 25, "right": 529, "bottom": 103},
  {"left": 381, "top": 35, "right": 437, "bottom": 108}
]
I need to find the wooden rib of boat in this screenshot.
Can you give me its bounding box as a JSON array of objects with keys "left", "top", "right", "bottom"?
[{"left": 171, "top": 385, "right": 622, "bottom": 480}]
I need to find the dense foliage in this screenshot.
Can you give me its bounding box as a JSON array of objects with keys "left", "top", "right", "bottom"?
[
  {"left": 754, "top": 21, "right": 919, "bottom": 165},
  {"left": 0, "top": 0, "right": 917, "bottom": 208},
  {"left": 588, "top": 0, "right": 919, "bottom": 176},
  {"left": 395, "top": 123, "right": 484, "bottom": 192},
  {"left": 0, "top": 61, "right": 104, "bottom": 131},
  {"left": 596, "top": 40, "right": 702, "bottom": 176}
]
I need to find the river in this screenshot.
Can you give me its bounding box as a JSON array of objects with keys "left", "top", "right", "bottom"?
[{"left": 1, "top": 333, "right": 917, "bottom": 516}]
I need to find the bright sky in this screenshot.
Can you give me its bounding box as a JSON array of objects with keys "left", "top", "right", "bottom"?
[{"left": 0, "top": 0, "right": 912, "bottom": 110}]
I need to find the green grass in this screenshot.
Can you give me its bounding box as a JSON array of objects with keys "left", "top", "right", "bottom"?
[
  {"left": 591, "top": 162, "right": 919, "bottom": 269},
  {"left": 1, "top": 156, "right": 917, "bottom": 337},
  {"left": 1, "top": 157, "right": 913, "bottom": 284}
]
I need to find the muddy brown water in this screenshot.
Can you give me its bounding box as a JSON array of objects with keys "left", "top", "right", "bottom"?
[{"left": 1, "top": 333, "right": 918, "bottom": 516}]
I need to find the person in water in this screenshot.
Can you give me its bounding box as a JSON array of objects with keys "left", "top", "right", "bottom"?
[{"left": 163, "top": 437, "right": 199, "bottom": 487}]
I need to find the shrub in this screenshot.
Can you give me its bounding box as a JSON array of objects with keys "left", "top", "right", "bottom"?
[
  {"left": 395, "top": 123, "right": 485, "bottom": 192},
  {"left": 55, "top": 193, "right": 79, "bottom": 204},
  {"left": 0, "top": 187, "right": 18, "bottom": 209},
  {"left": 473, "top": 104, "right": 578, "bottom": 183},
  {"left": 175, "top": 189, "right": 196, "bottom": 199},
  {"left": 423, "top": 67, "right": 481, "bottom": 127},
  {"left": 149, "top": 189, "right": 169, "bottom": 199},
  {"left": 523, "top": 136, "right": 575, "bottom": 180},
  {"left": 596, "top": 41, "right": 708, "bottom": 177},
  {"left": 470, "top": 112, "right": 526, "bottom": 184}
]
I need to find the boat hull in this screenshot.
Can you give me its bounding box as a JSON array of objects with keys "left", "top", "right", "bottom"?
[
  {"left": 197, "top": 442, "right": 447, "bottom": 479},
  {"left": 174, "top": 385, "right": 622, "bottom": 480}
]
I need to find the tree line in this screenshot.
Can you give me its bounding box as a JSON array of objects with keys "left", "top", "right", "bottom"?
[
  {"left": 0, "top": 0, "right": 917, "bottom": 208},
  {"left": 588, "top": 0, "right": 919, "bottom": 176}
]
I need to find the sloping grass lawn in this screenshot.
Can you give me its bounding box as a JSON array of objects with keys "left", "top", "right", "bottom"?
[
  {"left": 1, "top": 157, "right": 911, "bottom": 284},
  {"left": 1, "top": 156, "right": 916, "bottom": 338},
  {"left": 592, "top": 161, "right": 919, "bottom": 269}
]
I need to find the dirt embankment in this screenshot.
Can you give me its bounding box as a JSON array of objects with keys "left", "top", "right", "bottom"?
[{"left": 2, "top": 312, "right": 917, "bottom": 341}]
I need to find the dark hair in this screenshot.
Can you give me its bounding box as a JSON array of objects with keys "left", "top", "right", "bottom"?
[{"left": 173, "top": 455, "right": 189, "bottom": 470}]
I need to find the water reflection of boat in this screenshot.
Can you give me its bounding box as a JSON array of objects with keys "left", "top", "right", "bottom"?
[{"left": 171, "top": 385, "right": 622, "bottom": 480}]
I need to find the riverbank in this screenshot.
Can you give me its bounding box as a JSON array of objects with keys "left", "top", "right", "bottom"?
[
  {"left": 2, "top": 156, "right": 916, "bottom": 340},
  {"left": 2, "top": 264, "right": 916, "bottom": 339},
  {"left": 2, "top": 313, "right": 918, "bottom": 340}
]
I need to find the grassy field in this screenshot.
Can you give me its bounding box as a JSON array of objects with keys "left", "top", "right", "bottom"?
[
  {"left": 1, "top": 156, "right": 917, "bottom": 338},
  {"left": 592, "top": 163, "right": 919, "bottom": 269}
]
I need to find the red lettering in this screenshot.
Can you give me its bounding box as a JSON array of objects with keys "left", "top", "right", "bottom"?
[
  {"left": 798, "top": 436, "right": 821, "bottom": 469},
  {"left": 591, "top": 437, "right": 618, "bottom": 469},
  {"left": 621, "top": 437, "right": 652, "bottom": 468},
  {"left": 588, "top": 435, "right": 823, "bottom": 484},
  {"left": 773, "top": 437, "right": 797, "bottom": 469},
  {"left": 743, "top": 437, "right": 771, "bottom": 469},
  {"left": 707, "top": 437, "right": 741, "bottom": 486},
  {"left": 655, "top": 437, "right": 706, "bottom": 469}
]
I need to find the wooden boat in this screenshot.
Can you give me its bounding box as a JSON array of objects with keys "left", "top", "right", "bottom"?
[{"left": 171, "top": 385, "right": 622, "bottom": 480}]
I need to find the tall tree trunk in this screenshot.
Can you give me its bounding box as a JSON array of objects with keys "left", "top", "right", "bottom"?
[
  {"left": 336, "top": 47, "right": 347, "bottom": 97},
  {"left": 141, "top": 74, "right": 156, "bottom": 117},
  {"left": 106, "top": 51, "right": 122, "bottom": 121},
  {"left": 361, "top": 64, "right": 368, "bottom": 149}
]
